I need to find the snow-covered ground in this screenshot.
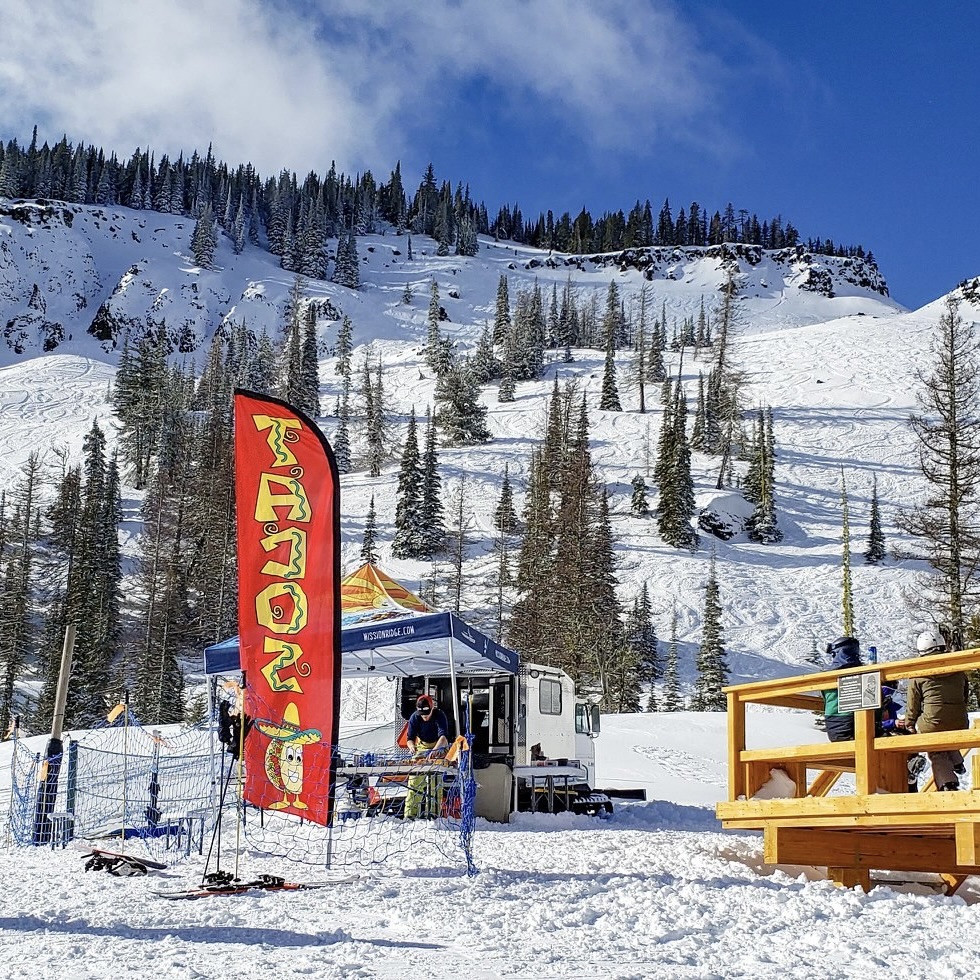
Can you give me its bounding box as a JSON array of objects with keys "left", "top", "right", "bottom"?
[{"left": 2, "top": 710, "right": 980, "bottom": 980}]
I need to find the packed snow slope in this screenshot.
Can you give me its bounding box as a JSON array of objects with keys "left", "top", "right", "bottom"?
[
  {"left": 3, "top": 710, "right": 980, "bottom": 980},
  {"left": 1, "top": 197, "right": 979, "bottom": 690}
]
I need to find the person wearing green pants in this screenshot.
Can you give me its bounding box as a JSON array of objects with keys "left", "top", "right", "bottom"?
[{"left": 405, "top": 695, "right": 449, "bottom": 818}]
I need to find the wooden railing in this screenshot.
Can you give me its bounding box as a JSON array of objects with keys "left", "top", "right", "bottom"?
[{"left": 715, "top": 647, "right": 980, "bottom": 892}]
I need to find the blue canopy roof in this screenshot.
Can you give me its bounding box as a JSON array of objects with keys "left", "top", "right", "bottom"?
[{"left": 204, "top": 610, "right": 518, "bottom": 678}]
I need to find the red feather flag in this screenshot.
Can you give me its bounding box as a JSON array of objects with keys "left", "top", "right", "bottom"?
[{"left": 233, "top": 390, "right": 341, "bottom": 826}]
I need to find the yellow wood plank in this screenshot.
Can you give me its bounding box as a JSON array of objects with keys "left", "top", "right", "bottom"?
[
  {"left": 954, "top": 823, "right": 980, "bottom": 865},
  {"left": 940, "top": 874, "right": 969, "bottom": 896},
  {"left": 829, "top": 867, "right": 871, "bottom": 891},
  {"left": 765, "top": 826, "right": 976, "bottom": 874},
  {"left": 717, "top": 790, "right": 980, "bottom": 824},
  {"left": 724, "top": 648, "right": 980, "bottom": 703},
  {"left": 728, "top": 690, "right": 746, "bottom": 801},
  {"left": 807, "top": 770, "right": 842, "bottom": 797},
  {"left": 740, "top": 741, "right": 856, "bottom": 763},
  {"left": 855, "top": 709, "right": 877, "bottom": 796},
  {"left": 874, "top": 730, "right": 980, "bottom": 753}
]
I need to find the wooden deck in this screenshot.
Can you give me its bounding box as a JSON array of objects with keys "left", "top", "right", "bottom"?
[{"left": 715, "top": 648, "right": 980, "bottom": 892}]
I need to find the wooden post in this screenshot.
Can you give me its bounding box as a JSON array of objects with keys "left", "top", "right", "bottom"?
[
  {"left": 854, "top": 708, "right": 878, "bottom": 796},
  {"left": 728, "top": 690, "right": 745, "bottom": 800}
]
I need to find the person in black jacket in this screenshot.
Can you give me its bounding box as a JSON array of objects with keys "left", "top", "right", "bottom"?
[
  {"left": 404, "top": 694, "right": 449, "bottom": 819},
  {"left": 822, "top": 636, "right": 864, "bottom": 741}
]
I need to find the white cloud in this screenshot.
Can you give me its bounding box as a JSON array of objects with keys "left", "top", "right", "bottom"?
[{"left": 0, "top": 0, "right": 727, "bottom": 177}]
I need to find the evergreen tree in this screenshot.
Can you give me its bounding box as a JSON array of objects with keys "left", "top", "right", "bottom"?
[
  {"left": 657, "top": 374, "right": 698, "bottom": 550},
  {"left": 333, "top": 384, "right": 352, "bottom": 474},
  {"left": 360, "top": 355, "right": 388, "bottom": 477},
  {"left": 598, "top": 338, "right": 622, "bottom": 411},
  {"left": 361, "top": 494, "right": 380, "bottom": 565},
  {"left": 625, "top": 584, "right": 660, "bottom": 710},
  {"left": 446, "top": 477, "right": 472, "bottom": 613},
  {"left": 190, "top": 203, "right": 218, "bottom": 268},
  {"left": 0, "top": 455, "right": 40, "bottom": 733},
  {"left": 391, "top": 411, "right": 426, "bottom": 559},
  {"left": 630, "top": 474, "right": 650, "bottom": 516},
  {"left": 493, "top": 463, "right": 519, "bottom": 534},
  {"left": 493, "top": 275, "right": 512, "bottom": 346},
  {"left": 298, "top": 305, "right": 321, "bottom": 418},
  {"left": 470, "top": 322, "right": 499, "bottom": 384},
  {"left": 434, "top": 362, "right": 491, "bottom": 445},
  {"left": 278, "top": 275, "right": 306, "bottom": 409},
  {"left": 334, "top": 314, "right": 354, "bottom": 379},
  {"left": 745, "top": 406, "right": 781, "bottom": 543},
  {"left": 660, "top": 605, "right": 683, "bottom": 711},
  {"left": 497, "top": 327, "right": 517, "bottom": 402},
  {"left": 865, "top": 473, "right": 886, "bottom": 564},
  {"left": 41, "top": 422, "right": 124, "bottom": 726},
  {"left": 897, "top": 295, "right": 980, "bottom": 648},
  {"left": 693, "top": 555, "right": 729, "bottom": 710},
  {"left": 508, "top": 449, "right": 555, "bottom": 663},
  {"left": 419, "top": 410, "right": 445, "bottom": 558}
]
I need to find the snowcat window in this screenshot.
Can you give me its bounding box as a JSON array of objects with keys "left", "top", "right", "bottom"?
[
  {"left": 575, "top": 703, "right": 589, "bottom": 734},
  {"left": 539, "top": 678, "right": 562, "bottom": 715}
]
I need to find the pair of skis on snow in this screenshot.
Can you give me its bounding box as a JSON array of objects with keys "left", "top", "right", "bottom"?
[{"left": 153, "top": 869, "right": 358, "bottom": 899}]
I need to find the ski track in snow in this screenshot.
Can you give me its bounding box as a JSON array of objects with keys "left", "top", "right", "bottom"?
[{"left": 0, "top": 223, "right": 973, "bottom": 684}]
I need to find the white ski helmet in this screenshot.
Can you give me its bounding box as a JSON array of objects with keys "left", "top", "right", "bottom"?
[{"left": 916, "top": 628, "right": 946, "bottom": 654}]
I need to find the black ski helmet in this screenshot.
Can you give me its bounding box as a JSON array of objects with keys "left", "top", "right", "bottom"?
[{"left": 826, "top": 635, "right": 861, "bottom": 668}]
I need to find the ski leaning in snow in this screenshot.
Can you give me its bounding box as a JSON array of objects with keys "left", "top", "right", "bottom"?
[
  {"left": 153, "top": 872, "right": 358, "bottom": 899},
  {"left": 78, "top": 846, "right": 168, "bottom": 876}
]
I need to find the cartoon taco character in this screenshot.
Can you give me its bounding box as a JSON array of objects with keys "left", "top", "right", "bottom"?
[{"left": 256, "top": 702, "right": 321, "bottom": 810}]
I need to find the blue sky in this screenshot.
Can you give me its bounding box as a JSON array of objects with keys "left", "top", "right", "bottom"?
[{"left": 1, "top": 0, "right": 977, "bottom": 309}]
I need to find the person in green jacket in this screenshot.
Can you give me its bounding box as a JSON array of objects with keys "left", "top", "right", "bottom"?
[{"left": 901, "top": 629, "right": 969, "bottom": 791}]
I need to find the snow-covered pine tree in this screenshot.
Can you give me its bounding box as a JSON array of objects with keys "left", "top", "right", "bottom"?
[
  {"left": 512, "top": 284, "right": 546, "bottom": 381},
  {"left": 493, "top": 463, "right": 519, "bottom": 534},
  {"left": 361, "top": 494, "right": 380, "bottom": 565},
  {"left": 391, "top": 411, "right": 426, "bottom": 559},
  {"left": 298, "top": 305, "right": 321, "bottom": 418},
  {"left": 470, "top": 322, "right": 499, "bottom": 384},
  {"left": 419, "top": 410, "right": 445, "bottom": 559},
  {"left": 630, "top": 474, "right": 650, "bottom": 516},
  {"left": 660, "top": 605, "right": 683, "bottom": 711},
  {"left": 746, "top": 407, "right": 782, "bottom": 543},
  {"left": 333, "top": 386, "right": 352, "bottom": 474},
  {"left": 434, "top": 361, "right": 491, "bottom": 446},
  {"left": 497, "top": 327, "right": 517, "bottom": 402},
  {"left": 625, "top": 584, "right": 660, "bottom": 711},
  {"left": 599, "top": 338, "right": 622, "bottom": 411},
  {"left": 335, "top": 314, "right": 354, "bottom": 379},
  {"left": 190, "top": 203, "right": 218, "bottom": 268},
  {"left": 693, "top": 554, "right": 729, "bottom": 710},
  {"left": 0, "top": 455, "right": 40, "bottom": 733},
  {"left": 865, "top": 472, "right": 886, "bottom": 563},
  {"left": 657, "top": 374, "right": 698, "bottom": 550}
]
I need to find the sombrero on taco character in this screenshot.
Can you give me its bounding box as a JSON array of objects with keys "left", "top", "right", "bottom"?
[{"left": 256, "top": 702, "right": 321, "bottom": 810}]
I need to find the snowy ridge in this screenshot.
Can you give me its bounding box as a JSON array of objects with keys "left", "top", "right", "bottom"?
[{"left": 2, "top": 197, "right": 980, "bottom": 687}]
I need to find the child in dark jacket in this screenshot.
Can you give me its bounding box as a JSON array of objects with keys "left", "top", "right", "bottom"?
[{"left": 822, "top": 636, "right": 864, "bottom": 741}]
